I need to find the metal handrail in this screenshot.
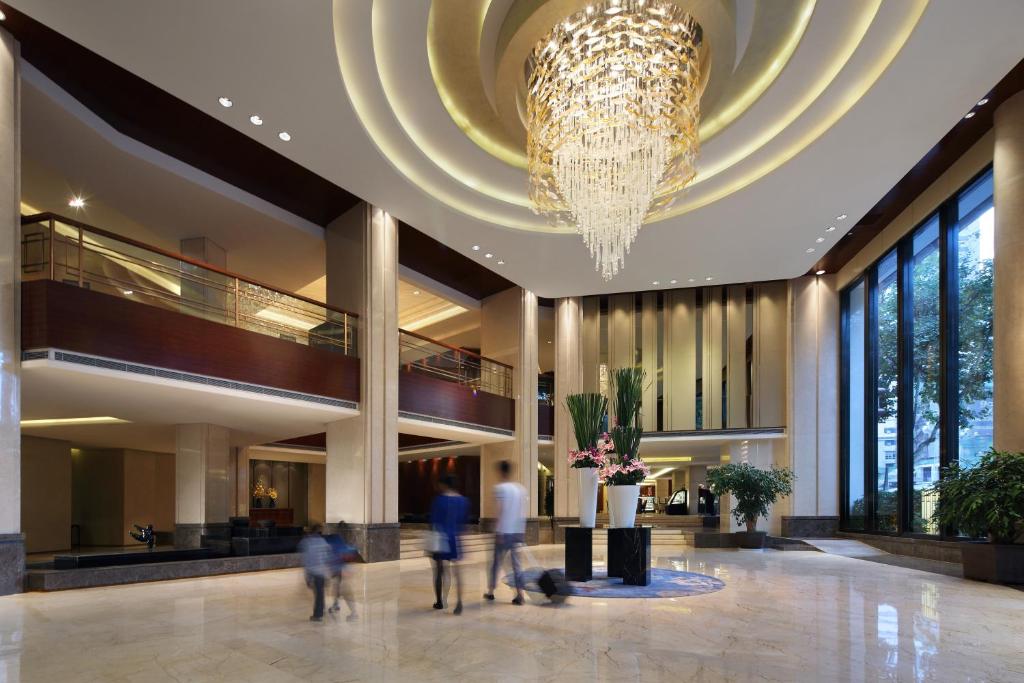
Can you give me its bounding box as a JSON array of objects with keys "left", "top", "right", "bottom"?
[
  {"left": 399, "top": 329, "right": 513, "bottom": 398},
  {"left": 21, "top": 214, "right": 357, "bottom": 356}
]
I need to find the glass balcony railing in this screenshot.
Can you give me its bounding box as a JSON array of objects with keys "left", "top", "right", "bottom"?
[
  {"left": 400, "top": 329, "right": 512, "bottom": 398},
  {"left": 20, "top": 213, "right": 358, "bottom": 356}
]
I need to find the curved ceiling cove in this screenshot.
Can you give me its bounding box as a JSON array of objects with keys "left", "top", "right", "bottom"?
[{"left": 11, "top": 0, "right": 1024, "bottom": 297}]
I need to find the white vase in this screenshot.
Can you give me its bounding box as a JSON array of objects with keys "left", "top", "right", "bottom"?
[
  {"left": 577, "top": 468, "right": 599, "bottom": 528},
  {"left": 607, "top": 485, "right": 641, "bottom": 528}
]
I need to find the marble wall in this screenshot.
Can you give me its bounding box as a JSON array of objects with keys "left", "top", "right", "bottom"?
[{"left": 20, "top": 436, "right": 70, "bottom": 553}]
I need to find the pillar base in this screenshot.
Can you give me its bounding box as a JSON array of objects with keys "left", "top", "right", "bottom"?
[
  {"left": 174, "top": 523, "right": 230, "bottom": 549},
  {"left": 331, "top": 522, "right": 400, "bottom": 562},
  {"left": 0, "top": 533, "right": 25, "bottom": 595},
  {"left": 552, "top": 517, "right": 580, "bottom": 544},
  {"left": 781, "top": 516, "right": 839, "bottom": 538}
]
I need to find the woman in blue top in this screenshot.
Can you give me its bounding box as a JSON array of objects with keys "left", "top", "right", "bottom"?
[{"left": 429, "top": 474, "right": 469, "bottom": 614}]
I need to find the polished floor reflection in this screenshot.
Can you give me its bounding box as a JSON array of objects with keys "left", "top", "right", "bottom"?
[{"left": 1, "top": 545, "right": 1022, "bottom": 682}]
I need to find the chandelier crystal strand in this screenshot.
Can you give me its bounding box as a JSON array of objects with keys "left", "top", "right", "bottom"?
[{"left": 527, "top": 0, "right": 703, "bottom": 280}]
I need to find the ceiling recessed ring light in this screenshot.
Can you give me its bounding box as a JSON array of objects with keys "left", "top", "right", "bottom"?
[
  {"left": 484, "top": 253, "right": 493, "bottom": 259},
  {"left": 806, "top": 247, "right": 816, "bottom": 253},
  {"left": 652, "top": 281, "right": 660, "bottom": 286},
  {"left": 964, "top": 111, "right": 976, "bottom": 119},
  {"left": 278, "top": 131, "right": 291, "bottom": 142},
  {"left": 472, "top": 245, "right": 480, "bottom": 251},
  {"left": 705, "top": 276, "right": 713, "bottom": 281},
  {"left": 826, "top": 225, "right": 837, "bottom": 232},
  {"left": 836, "top": 214, "right": 847, "bottom": 221},
  {"left": 218, "top": 97, "right": 233, "bottom": 108},
  {"left": 497, "top": 260, "right": 505, "bottom": 265},
  {"left": 670, "top": 279, "right": 677, "bottom": 284},
  {"left": 816, "top": 237, "right": 825, "bottom": 243},
  {"left": 816, "top": 270, "right": 826, "bottom": 276},
  {"left": 977, "top": 98, "right": 989, "bottom": 106},
  {"left": 250, "top": 114, "right": 264, "bottom": 126}
]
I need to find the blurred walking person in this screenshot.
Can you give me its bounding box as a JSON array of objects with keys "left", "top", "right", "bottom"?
[
  {"left": 298, "top": 524, "right": 333, "bottom": 622},
  {"left": 428, "top": 474, "right": 468, "bottom": 614},
  {"left": 324, "top": 522, "right": 359, "bottom": 622},
  {"left": 484, "top": 460, "right": 526, "bottom": 605}
]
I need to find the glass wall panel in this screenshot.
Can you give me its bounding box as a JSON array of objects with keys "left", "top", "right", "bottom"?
[
  {"left": 956, "top": 178, "right": 994, "bottom": 469},
  {"left": 911, "top": 218, "right": 941, "bottom": 533},
  {"left": 845, "top": 281, "right": 867, "bottom": 529},
  {"left": 874, "top": 251, "right": 899, "bottom": 532}
]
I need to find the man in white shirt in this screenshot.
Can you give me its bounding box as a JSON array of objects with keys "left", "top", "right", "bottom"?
[{"left": 484, "top": 460, "right": 527, "bottom": 605}]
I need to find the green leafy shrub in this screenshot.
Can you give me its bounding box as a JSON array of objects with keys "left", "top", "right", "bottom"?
[
  {"left": 930, "top": 449, "right": 1024, "bottom": 544},
  {"left": 706, "top": 463, "right": 795, "bottom": 532}
]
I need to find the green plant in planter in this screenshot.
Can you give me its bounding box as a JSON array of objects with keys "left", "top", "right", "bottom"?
[
  {"left": 930, "top": 449, "right": 1024, "bottom": 544},
  {"left": 565, "top": 393, "right": 607, "bottom": 451},
  {"left": 706, "top": 463, "right": 795, "bottom": 532},
  {"left": 609, "top": 367, "right": 644, "bottom": 462}
]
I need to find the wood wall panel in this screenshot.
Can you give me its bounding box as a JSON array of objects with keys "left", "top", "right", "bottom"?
[
  {"left": 581, "top": 297, "right": 601, "bottom": 393},
  {"left": 753, "top": 281, "right": 788, "bottom": 427},
  {"left": 398, "top": 455, "right": 481, "bottom": 520},
  {"left": 726, "top": 286, "right": 748, "bottom": 428},
  {"left": 21, "top": 280, "right": 360, "bottom": 402},
  {"left": 702, "top": 287, "right": 724, "bottom": 429},
  {"left": 538, "top": 403, "right": 554, "bottom": 437},
  {"left": 641, "top": 292, "right": 658, "bottom": 431},
  {"left": 398, "top": 370, "right": 515, "bottom": 432}
]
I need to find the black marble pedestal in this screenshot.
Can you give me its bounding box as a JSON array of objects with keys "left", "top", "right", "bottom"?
[
  {"left": 607, "top": 527, "right": 651, "bottom": 586},
  {"left": 564, "top": 526, "right": 593, "bottom": 582}
]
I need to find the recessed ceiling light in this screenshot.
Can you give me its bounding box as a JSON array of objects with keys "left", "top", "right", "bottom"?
[
  {"left": 123, "top": 289, "right": 134, "bottom": 295},
  {"left": 68, "top": 196, "right": 85, "bottom": 209},
  {"left": 218, "top": 96, "right": 233, "bottom": 108},
  {"left": 977, "top": 98, "right": 989, "bottom": 106},
  {"left": 964, "top": 111, "right": 975, "bottom": 119},
  {"left": 816, "top": 237, "right": 825, "bottom": 243},
  {"left": 485, "top": 253, "right": 493, "bottom": 259},
  {"left": 670, "top": 279, "right": 677, "bottom": 284},
  {"left": 249, "top": 114, "right": 263, "bottom": 125},
  {"left": 836, "top": 214, "right": 847, "bottom": 221},
  {"left": 826, "top": 225, "right": 837, "bottom": 232},
  {"left": 412, "top": 290, "right": 420, "bottom": 296},
  {"left": 705, "top": 276, "right": 713, "bottom": 281},
  {"left": 652, "top": 281, "right": 659, "bottom": 285},
  {"left": 816, "top": 270, "right": 826, "bottom": 276},
  {"left": 278, "top": 131, "right": 291, "bottom": 142},
  {"left": 806, "top": 247, "right": 816, "bottom": 253},
  {"left": 547, "top": 340, "right": 552, "bottom": 344},
  {"left": 688, "top": 278, "right": 695, "bottom": 283},
  {"left": 497, "top": 260, "right": 505, "bottom": 265},
  {"left": 472, "top": 245, "right": 480, "bottom": 251},
  {"left": 0, "top": 10, "right": 6, "bottom": 20}
]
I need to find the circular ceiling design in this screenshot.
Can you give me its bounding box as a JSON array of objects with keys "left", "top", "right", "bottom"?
[{"left": 333, "top": 0, "right": 928, "bottom": 234}]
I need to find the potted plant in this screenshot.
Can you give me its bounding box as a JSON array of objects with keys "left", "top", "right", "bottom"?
[
  {"left": 267, "top": 487, "right": 279, "bottom": 509},
  {"left": 566, "top": 392, "right": 609, "bottom": 528},
  {"left": 706, "top": 463, "right": 794, "bottom": 549},
  {"left": 601, "top": 367, "right": 650, "bottom": 528},
  {"left": 252, "top": 481, "right": 266, "bottom": 509},
  {"left": 930, "top": 449, "right": 1024, "bottom": 584}
]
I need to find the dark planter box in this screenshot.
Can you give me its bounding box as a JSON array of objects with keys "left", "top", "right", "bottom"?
[
  {"left": 734, "top": 531, "right": 767, "bottom": 549},
  {"left": 961, "top": 542, "right": 1024, "bottom": 584}
]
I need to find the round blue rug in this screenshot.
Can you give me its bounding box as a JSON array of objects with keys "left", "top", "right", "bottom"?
[{"left": 504, "top": 567, "right": 725, "bottom": 599}]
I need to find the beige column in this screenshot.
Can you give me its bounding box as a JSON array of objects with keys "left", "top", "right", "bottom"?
[
  {"left": 663, "top": 289, "right": 697, "bottom": 430},
  {"left": 581, "top": 296, "right": 601, "bottom": 393},
  {"left": 608, "top": 293, "right": 635, "bottom": 373},
  {"left": 325, "top": 203, "right": 399, "bottom": 561},
  {"left": 0, "top": 27, "right": 21, "bottom": 595},
  {"left": 702, "top": 287, "right": 724, "bottom": 429},
  {"left": 783, "top": 275, "right": 839, "bottom": 537},
  {"left": 481, "top": 286, "right": 539, "bottom": 542},
  {"left": 753, "top": 282, "right": 788, "bottom": 428},
  {"left": 640, "top": 292, "right": 658, "bottom": 431},
  {"left": 174, "top": 423, "right": 233, "bottom": 547},
  {"left": 726, "top": 285, "right": 748, "bottom": 428},
  {"left": 553, "top": 297, "right": 583, "bottom": 523},
  {"left": 993, "top": 90, "right": 1024, "bottom": 452}
]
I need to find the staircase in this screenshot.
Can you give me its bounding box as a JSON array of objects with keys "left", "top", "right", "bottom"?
[
  {"left": 399, "top": 532, "right": 493, "bottom": 560},
  {"left": 592, "top": 527, "right": 694, "bottom": 546}
]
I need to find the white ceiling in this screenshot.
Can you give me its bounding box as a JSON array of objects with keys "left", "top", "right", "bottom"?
[
  {"left": 9, "top": 0, "right": 1024, "bottom": 297},
  {"left": 21, "top": 357, "right": 358, "bottom": 452}
]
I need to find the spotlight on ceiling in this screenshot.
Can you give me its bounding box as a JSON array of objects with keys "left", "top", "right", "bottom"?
[
  {"left": 485, "top": 253, "right": 493, "bottom": 259},
  {"left": 497, "top": 260, "right": 505, "bottom": 265},
  {"left": 964, "top": 111, "right": 976, "bottom": 119},
  {"left": 806, "top": 247, "right": 816, "bottom": 253},
  {"left": 816, "top": 270, "right": 826, "bottom": 276},
  {"left": 249, "top": 114, "right": 263, "bottom": 125},
  {"left": 670, "top": 279, "right": 677, "bottom": 284},
  {"left": 705, "top": 276, "right": 713, "bottom": 281},
  {"left": 836, "top": 214, "right": 847, "bottom": 221},
  {"left": 826, "top": 225, "right": 837, "bottom": 232},
  {"left": 412, "top": 290, "right": 420, "bottom": 296},
  {"left": 278, "top": 131, "right": 291, "bottom": 142},
  {"left": 68, "top": 196, "right": 85, "bottom": 209},
  {"left": 977, "top": 98, "right": 989, "bottom": 106},
  {"left": 218, "top": 97, "right": 233, "bottom": 108},
  {"left": 816, "top": 237, "right": 825, "bottom": 243},
  {"left": 0, "top": 10, "right": 7, "bottom": 21},
  {"left": 652, "top": 281, "right": 659, "bottom": 286},
  {"left": 472, "top": 245, "right": 480, "bottom": 251}
]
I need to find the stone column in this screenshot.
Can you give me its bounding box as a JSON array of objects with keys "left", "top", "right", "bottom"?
[
  {"left": 324, "top": 203, "right": 399, "bottom": 561},
  {"left": 0, "top": 27, "right": 21, "bottom": 595},
  {"left": 481, "top": 286, "right": 539, "bottom": 543},
  {"left": 993, "top": 90, "right": 1024, "bottom": 452},
  {"left": 783, "top": 275, "right": 840, "bottom": 537},
  {"left": 552, "top": 297, "right": 583, "bottom": 540},
  {"left": 174, "top": 423, "right": 233, "bottom": 547}
]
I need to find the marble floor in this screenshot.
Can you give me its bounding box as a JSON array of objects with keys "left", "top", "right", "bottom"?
[{"left": 1, "top": 545, "right": 1022, "bottom": 682}]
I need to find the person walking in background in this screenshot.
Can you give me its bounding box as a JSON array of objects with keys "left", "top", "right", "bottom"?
[
  {"left": 429, "top": 474, "right": 469, "bottom": 614},
  {"left": 298, "top": 524, "right": 333, "bottom": 622},
  {"left": 484, "top": 460, "right": 526, "bottom": 605},
  {"left": 324, "top": 523, "right": 359, "bottom": 622}
]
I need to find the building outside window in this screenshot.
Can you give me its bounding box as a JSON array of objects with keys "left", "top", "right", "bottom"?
[{"left": 840, "top": 168, "right": 994, "bottom": 537}]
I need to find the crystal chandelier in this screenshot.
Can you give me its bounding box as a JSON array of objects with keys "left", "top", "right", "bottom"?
[{"left": 527, "top": 0, "right": 703, "bottom": 280}]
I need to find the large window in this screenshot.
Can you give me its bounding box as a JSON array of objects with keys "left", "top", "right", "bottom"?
[{"left": 840, "top": 168, "right": 994, "bottom": 536}]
